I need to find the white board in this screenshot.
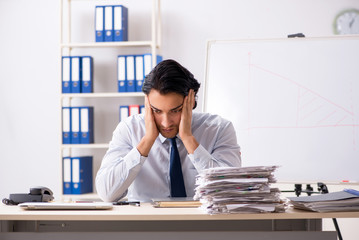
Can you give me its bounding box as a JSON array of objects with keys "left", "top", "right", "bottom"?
[{"left": 203, "top": 36, "right": 359, "bottom": 183}]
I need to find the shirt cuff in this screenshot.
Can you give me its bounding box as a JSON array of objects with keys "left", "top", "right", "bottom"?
[
  {"left": 188, "top": 144, "right": 212, "bottom": 170},
  {"left": 125, "top": 147, "right": 147, "bottom": 171}
]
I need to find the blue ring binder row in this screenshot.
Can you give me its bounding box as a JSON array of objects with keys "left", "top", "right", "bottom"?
[
  {"left": 62, "top": 106, "right": 94, "bottom": 144},
  {"left": 63, "top": 156, "right": 93, "bottom": 195},
  {"left": 62, "top": 56, "right": 93, "bottom": 94},
  {"left": 118, "top": 54, "right": 162, "bottom": 92},
  {"left": 95, "top": 5, "right": 128, "bottom": 42},
  {"left": 119, "top": 105, "right": 145, "bottom": 122},
  {"left": 62, "top": 54, "right": 162, "bottom": 94}
]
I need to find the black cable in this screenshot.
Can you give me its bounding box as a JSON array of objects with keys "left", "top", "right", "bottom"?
[
  {"left": 2, "top": 198, "right": 17, "bottom": 205},
  {"left": 332, "top": 218, "right": 343, "bottom": 240}
]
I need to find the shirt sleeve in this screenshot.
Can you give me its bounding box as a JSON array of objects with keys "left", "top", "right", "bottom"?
[
  {"left": 188, "top": 121, "right": 241, "bottom": 171},
  {"left": 95, "top": 121, "right": 146, "bottom": 202}
]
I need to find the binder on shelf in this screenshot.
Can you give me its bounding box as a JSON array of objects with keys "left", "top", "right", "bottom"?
[
  {"left": 135, "top": 55, "right": 144, "bottom": 92},
  {"left": 95, "top": 6, "right": 105, "bottom": 42},
  {"left": 71, "top": 107, "right": 80, "bottom": 144},
  {"left": 119, "top": 106, "right": 129, "bottom": 122},
  {"left": 126, "top": 55, "right": 136, "bottom": 92},
  {"left": 104, "top": 6, "right": 114, "bottom": 42},
  {"left": 129, "top": 105, "right": 140, "bottom": 116},
  {"left": 71, "top": 57, "right": 81, "bottom": 93},
  {"left": 71, "top": 156, "right": 93, "bottom": 194},
  {"left": 140, "top": 105, "right": 145, "bottom": 114},
  {"left": 144, "top": 54, "right": 163, "bottom": 77},
  {"left": 118, "top": 55, "right": 126, "bottom": 92},
  {"left": 113, "top": 5, "right": 128, "bottom": 42},
  {"left": 81, "top": 56, "right": 93, "bottom": 93},
  {"left": 62, "top": 56, "right": 71, "bottom": 93},
  {"left": 62, "top": 107, "right": 71, "bottom": 144},
  {"left": 63, "top": 157, "right": 72, "bottom": 194},
  {"left": 80, "top": 106, "right": 94, "bottom": 144}
]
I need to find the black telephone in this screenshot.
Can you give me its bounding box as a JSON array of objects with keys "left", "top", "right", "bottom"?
[{"left": 2, "top": 187, "right": 54, "bottom": 205}]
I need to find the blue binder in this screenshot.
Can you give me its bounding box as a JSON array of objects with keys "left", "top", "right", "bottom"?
[
  {"left": 126, "top": 55, "right": 136, "bottom": 92},
  {"left": 71, "top": 156, "right": 93, "bottom": 194},
  {"left": 71, "top": 107, "right": 80, "bottom": 144},
  {"left": 129, "top": 105, "right": 140, "bottom": 116},
  {"left": 80, "top": 106, "right": 94, "bottom": 144},
  {"left": 71, "top": 57, "right": 81, "bottom": 93},
  {"left": 135, "top": 55, "right": 144, "bottom": 92},
  {"left": 140, "top": 105, "right": 145, "bottom": 114},
  {"left": 143, "top": 54, "right": 163, "bottom": 77},
  {"left": 104, "top": 5, "right": 114, "bottom": 42},
  {"left": 62, "top": 107, "right": 71, "bottom": 144},
  {"left": 119, "top": 106, "right": 129, "bottom": 122},
  {"left": 95, "top": 6, "right": 105, "bottom": 42},
  {"left": 113, "top": 5, "right": 128, "bottom": 41},
  {"left": 117, "top": 55, "right": 127, "bottom": 92},
  {"left": 81, "top": 56, "right": 93, "bottom": 93},
  {"left": 62, "top": 56, "right": 71, "bottom": 93},
  {"left": 63, "top": 157, "right": 72, "bottom": 194}
]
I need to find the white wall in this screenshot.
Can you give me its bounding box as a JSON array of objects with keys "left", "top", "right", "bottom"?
[{"left": 1, "top": 0, "right": 359, "bottom": 238}]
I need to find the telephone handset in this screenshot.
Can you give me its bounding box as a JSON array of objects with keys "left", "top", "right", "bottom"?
[{"left": 2, "top": 186, "right": 54, "bottom": 205}]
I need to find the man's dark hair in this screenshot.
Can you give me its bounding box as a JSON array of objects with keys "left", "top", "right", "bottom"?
[{"left": 142, "top": 59, "right": 201, "bottom": 109}]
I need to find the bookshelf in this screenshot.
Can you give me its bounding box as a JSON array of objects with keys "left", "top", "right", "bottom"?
[{"left": 59, "top": 0, "right": 161, "bottom": 200}]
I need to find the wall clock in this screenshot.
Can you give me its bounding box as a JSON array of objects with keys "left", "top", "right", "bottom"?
[{"left": 333, "top": 9, "right": 359, "bottom": 35}]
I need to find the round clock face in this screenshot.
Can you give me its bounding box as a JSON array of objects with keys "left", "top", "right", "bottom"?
[{"left": 334, "top": 9, "right": 359, "bottom": 35}]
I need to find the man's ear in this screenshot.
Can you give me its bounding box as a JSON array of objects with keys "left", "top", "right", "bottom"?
[{"left": 193, "top": 93, "right": 198, "bottom": 109}]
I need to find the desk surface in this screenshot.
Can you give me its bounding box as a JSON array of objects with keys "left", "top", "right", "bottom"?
[{"left": 1, "top": 203, "right": 359, "bottom": 221}]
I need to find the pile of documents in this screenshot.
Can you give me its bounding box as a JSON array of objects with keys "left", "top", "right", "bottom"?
[
  {"left": 194, "top": 166, "right": 285, "bottom": 214},
  {"left": 288, "top": 189, "right": 359, "bottom": 212}
]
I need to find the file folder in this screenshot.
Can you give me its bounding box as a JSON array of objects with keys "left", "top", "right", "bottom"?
[
  {"left": 80, "top": 106, "right": 94, "bottom": 144},
  {"left": 113, "top": 5, "right": 128, "bottom": 41},
  {"left": 104, "top": 6, "right": 114, "bottom": 42},
  {"left": 140, "top": 105, "right": 145, "bottom": 114},
  {"left": 135, "top": 55, "right": 144, "bottom": 92},
  {"left": 71, "top": 57, "right": 81, "bottom": 93},
  {"left": 117, "top": 55, "right": 126, "bottom": 92},
  {"left": 71, "top": 107, "right": 80, "bottom": 144},
  {"left": 62, "top": 107, "right": 71, "bottom": 144},
  {"left": 71, "top": 156, "right": 93, "bottom": 194},
  {"left": 126, "top": 55, "right": 135, "bottom": 92},
  {"left": 63, "top": 157, "right": 72, "bottom": 194},
  {"left": 95, "top": 6, "right": 104, "bottom": 42},
  {"left": 119, "top": 106, "right": 129, "bottom": 122},
  {"left": 62, "top": 56, "right": 71, "bottom": 93},
  {"left": 144, "top": 54, "right": 163, "bottom": 77},
  {"left": 129, "top": 105, "right": 140, "bottom": 116},
  {"left": 81, "top": 56, "right": 93, "bottom": 93}
]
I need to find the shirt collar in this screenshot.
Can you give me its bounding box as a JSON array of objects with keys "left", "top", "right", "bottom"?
[{"left": 158, "top": 133, "right": 182, "bottom": 144}]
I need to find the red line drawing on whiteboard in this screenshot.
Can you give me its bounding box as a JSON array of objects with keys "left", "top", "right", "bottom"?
[
  {"left": 245, "top": 62, "right": 358, "bottom": 132},
  {"left": 251, "top": 64, "right": 354, "bottom": 116}
]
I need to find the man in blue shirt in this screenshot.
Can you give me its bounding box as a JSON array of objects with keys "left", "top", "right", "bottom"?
[{"left": 96, "top": 59, "right": 241, "bottom": 202}]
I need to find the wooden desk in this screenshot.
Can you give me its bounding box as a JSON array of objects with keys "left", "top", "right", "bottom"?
[
  {"left": 1, "top": 204, "right": 358, "bottom": 240},
  {"left": 1, "top": 203, "right": 359, "bottom": 221}
]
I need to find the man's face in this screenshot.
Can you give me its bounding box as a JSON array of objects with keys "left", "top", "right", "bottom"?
[{"left": 148, "top": 89, "right": 184, "bottom": 139}]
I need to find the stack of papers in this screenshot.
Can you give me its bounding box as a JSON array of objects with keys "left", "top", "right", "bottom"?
[
  {"left": 288, "top": 189, "right": 359, "bottom": 212},
  {"left": 194, "top": 166, "right": 285, "bottom": 214}
]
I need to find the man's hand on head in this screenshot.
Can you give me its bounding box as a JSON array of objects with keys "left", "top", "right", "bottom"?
[
  {"left": 137, "top": 95, "right": 159, "bottom": 157},
  {"left": 144, "top": 95, "right": 159, "bottom": 142},
  {"left": 179, "top": 89, "right": 199, "bottom": 154}
]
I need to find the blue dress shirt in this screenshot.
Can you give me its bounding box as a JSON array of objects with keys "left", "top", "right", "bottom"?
[{"left": 96, "top": 112, "right": 241, "bottom": 202}]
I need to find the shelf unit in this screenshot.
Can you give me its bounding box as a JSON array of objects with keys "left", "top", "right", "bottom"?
[{"left": 59, "top": 0, "right": 161, "bottom": 199}]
